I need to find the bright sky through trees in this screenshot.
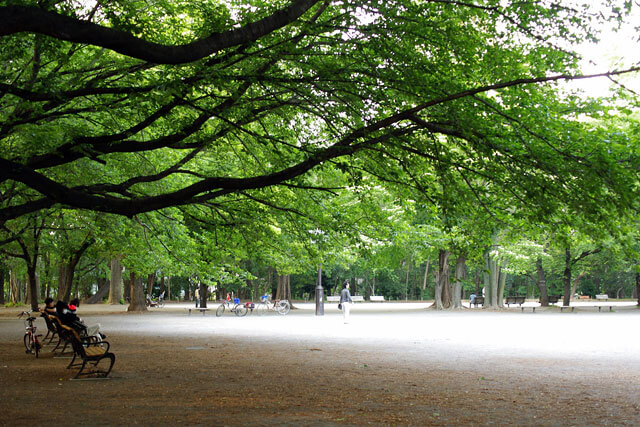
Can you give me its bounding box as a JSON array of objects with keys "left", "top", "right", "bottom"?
[{"left": 573, "top": 3, "right": 640, "bottom": 97}]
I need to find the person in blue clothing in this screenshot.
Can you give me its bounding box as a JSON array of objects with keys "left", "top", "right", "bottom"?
[{"left": 339, "top": 281, "right": 353, "bottom": 324}]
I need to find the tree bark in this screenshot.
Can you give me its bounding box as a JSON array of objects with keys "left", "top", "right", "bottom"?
[
  {"left": 26, "top": 265, "right": 39, "bottom": 310},
  {"left": 9, "top": 270, "right": 19, "bottom": 303},
  {"left": 536, "top": 257, "right": 549, "bottom": 306},
  {"left": 199, "top": 282, "right": 208, "bottom": 309},
  {"left": 497, "top": 267, "right": 506, "bottom": 308},
  {"left": 127, "top": 273, "right": 147, "bottom": 311},
  {"left": 108, "top": 257, "right": 123, "bottom": 304},
  {"left": 482, "top": 248, "right": 491, "bottom": 305},
  {"left": 85, "top": 278, "right": 109, "bottom": 304},
  {"left": 147, "top": 273, "right": 155, "bottom": 296},
  {"left": 562, "top": 247, "right": 572, "bottom": 306},
  {"left": 452, "top": 255, "right": 465, "bottom": 309},
  {"left": 570, "top": 272, "right": 587, "bottom": 300},
  {"left": 433, "top": 250, "right": 451, "bottom": 309},
  {"left": 275, "top": 273, "right": 292, "bottom": 306},
  {"left": 0, "top": 1, "right": 321, "bottom": 64}
]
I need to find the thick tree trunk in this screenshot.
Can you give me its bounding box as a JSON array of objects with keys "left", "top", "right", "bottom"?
[
  {"left": 85, "top": 278, "right": 109, "bottom": 304},
  {"left": 594, "top": 276, "right": 601, "bottom": 296},
  {"left": 482, "top": 248, "right": 491, "bottom": 305},
  {"left": 562, "top": 247, "right": 572, "bottom": 307},
  {"left": 127, "top": 273, "right": 147, "bottom": 312},
  {"left": 58, "top": 262, "right": 71, "bottom": 302},
  {"left": 26, "top": 266, "right": 39, "bottom": 310},
  {"left": 570, "top": 272, "right": 587, "bottom": 300},
  {"left": 123, "top": 274, "right": 131, "bottom": 302},
  {"left": 275, "top": 274, "right": 293, "bottom": 307},
  {"left": 147, "top": 273, "right": 155, "bottom": 296},
  {"left": 497, "top": 268, "right": 506, "bottom": 308},
  {"left": 9, "top": 270, "right": 19, "bottom": 303},
  {"left": 452, "top": 255, "right": 466, "bottom": 309},
  {"left": 108, "top": 257, "right": 123, "bottom": 304},
  {"left": 433, "top": 250, "right": 450, "bottom": 309},
  {"left": 199, "top": 282, "right": 208, "bottom": 308},
  {"left": 536, "top": 257, "right": 549, "bottom": 306}
]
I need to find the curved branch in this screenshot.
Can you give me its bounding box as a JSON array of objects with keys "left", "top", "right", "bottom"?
[{"left": 0, "top": 1, "right": 321, "bottom": 64}]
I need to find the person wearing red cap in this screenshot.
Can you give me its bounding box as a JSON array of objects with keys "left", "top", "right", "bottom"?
[{"left": 56, "top": 298, "right": 105, "bottom": 340}]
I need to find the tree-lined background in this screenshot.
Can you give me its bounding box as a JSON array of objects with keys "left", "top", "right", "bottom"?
[{"left": 1, "top": 0, "right": 639, "bottom": 310}]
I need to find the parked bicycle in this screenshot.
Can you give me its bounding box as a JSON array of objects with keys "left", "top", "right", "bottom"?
[
  {"left": 255, "top": 295, "right": 290, "bottom": 315},
  {"left": 216, "top": 298, "right": 248, "bottom": 317},
  {"left": 19, "top": 311, "right": 43, "bottom": 358}
]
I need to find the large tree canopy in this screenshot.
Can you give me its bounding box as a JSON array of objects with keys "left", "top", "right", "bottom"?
[{"left": 1, "top": 0, "right": 638, "bottom": 231}]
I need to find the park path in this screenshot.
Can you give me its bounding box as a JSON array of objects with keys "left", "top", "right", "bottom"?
[{"left": 1, "top": 303, "right": 639, "bottom": 425}]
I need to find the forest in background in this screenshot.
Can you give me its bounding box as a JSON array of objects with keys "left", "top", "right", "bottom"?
[{"left": 1, "top": 0, "right": 639, "bottom": 310}]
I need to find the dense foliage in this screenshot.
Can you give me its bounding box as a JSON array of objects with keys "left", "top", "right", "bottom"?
[{"left": 1, "top": 0, "right": 639, "bottom": 307}]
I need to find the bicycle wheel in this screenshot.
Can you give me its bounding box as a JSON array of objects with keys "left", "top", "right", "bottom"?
[
  {"left": 216, "top": 304, "right": 225, "bottom": 317},
  {"left": 235, "top": 305, "right": 248, "bottom": 317},
  {"left": 255, "top": 302, "right": 268, "bottom": 316},
  {"left": 23, "top": 333, "right": 33, "bottom": 354},
  {"left": 276, "top": 300, "right": 291, "bottom": 315}
]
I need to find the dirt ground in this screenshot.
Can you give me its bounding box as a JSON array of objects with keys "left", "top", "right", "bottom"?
[{"left": 1, "top": 303, "right": 639, "bottom": 426}]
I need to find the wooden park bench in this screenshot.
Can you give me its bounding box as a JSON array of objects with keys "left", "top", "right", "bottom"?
[
  {"left": 326, "top": 295, "right": 340, "bottom": 302},
  {"left": 595, "top": 294, "right": 609, "bottom": 301},
  {"left": 41, "top": 312, "right": 61, "bottom": 347},
  {"left": 186, "top": 307, "right": 213, "bottom": 316},
  {"left": 58, "top": 324, "right": 115, "bottom": 380},
  {"left": 470, "top": 296, "right": 484, "bottom": 307},
  {"left": 505, "top": 296, "right": 525, "bottom": 307},
  {"left": 351, "top": 295, "right": 364, "bottom": 302},
  {"left": 369, "top": 295, "right": 385, "bottom": 302}
]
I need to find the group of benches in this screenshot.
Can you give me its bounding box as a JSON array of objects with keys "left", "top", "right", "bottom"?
[
  {"left": 40, "top": 312, "right": 116, "bottom": 380},
  {"left": 470, "top": 294, "right": 615, "bottom": 313}
]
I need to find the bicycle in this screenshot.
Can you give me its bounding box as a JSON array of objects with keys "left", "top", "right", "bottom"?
[
  {"left": 19, "top": 311, "right": 43, "bottom": 358},
  {"left": 215, "top": 298, "right": 248, "bottom": 317},
  {"left": 255, "top": 295, "right": 290, "bottom": 315}
]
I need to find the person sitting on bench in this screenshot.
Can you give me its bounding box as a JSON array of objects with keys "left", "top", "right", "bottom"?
[
  {"left": 56, "top": 298, "right": 105, "bottom": 340},
  {"left": 40, "top": 297, "right": 57, "bottom": 316}
]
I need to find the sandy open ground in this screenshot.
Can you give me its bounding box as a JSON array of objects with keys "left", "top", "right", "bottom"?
[{"left": 1, "top": 301, "right": 639, "bottom": 426}]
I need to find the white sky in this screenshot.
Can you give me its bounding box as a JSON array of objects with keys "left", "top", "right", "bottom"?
[{"left": 571, "top": 4, "right": 640, "bottom": 98}]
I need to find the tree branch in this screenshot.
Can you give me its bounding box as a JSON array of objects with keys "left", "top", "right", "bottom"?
[{"left": 0, "top": 1, "right": 321, "bottom": 64}]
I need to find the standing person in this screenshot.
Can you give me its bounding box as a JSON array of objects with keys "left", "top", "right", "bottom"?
[
  {"left": 194, "top": 287, "right": 200, "bottom": 308},
  {"left": 340, "top": 281, "right": 353, "bottom": 324}
]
